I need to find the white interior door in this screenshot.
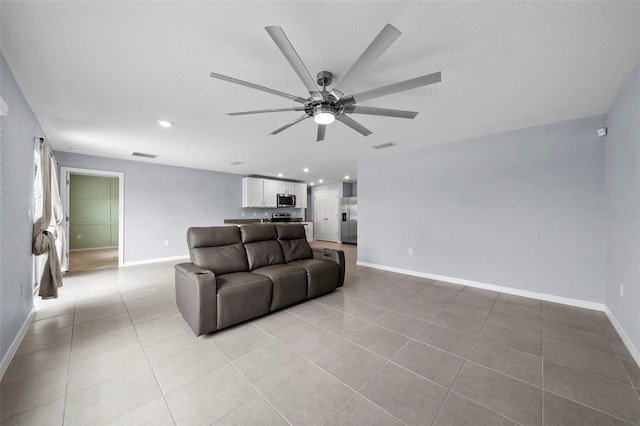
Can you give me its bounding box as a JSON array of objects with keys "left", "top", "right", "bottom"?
[{"left": 314, "top": 190, "right": 339, "bottom": 242}]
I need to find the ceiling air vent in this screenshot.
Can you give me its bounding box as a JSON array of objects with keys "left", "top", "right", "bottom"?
[
  {"left": 229, "top": 161, "right": 243, "bottom": 166},
  {"left": 372, "top": 142, "right": 396, "bottom": 150},
  {"left": 132, "top": 152, "right": 157, "bottom": 159}
]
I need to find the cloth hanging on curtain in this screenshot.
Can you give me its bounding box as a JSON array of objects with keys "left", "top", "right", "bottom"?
[
  {"left": 32, "top": 139, "right": 63, "bottom": 298},
  {"left": 50, "top": 158, "right": 67, "bottom": 272}
]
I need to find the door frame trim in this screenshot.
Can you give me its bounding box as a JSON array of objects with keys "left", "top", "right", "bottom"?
[{"left": 60, "top": 167, "right": 125, "bottom": 267}]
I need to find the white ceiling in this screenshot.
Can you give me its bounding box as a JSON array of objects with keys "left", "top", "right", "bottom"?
[{"left": 2, "top": 1, "right": 639, "bottom": 184}]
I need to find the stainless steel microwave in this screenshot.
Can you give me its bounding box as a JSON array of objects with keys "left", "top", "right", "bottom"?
[{"left": 277, "top": 193, "right": 296, "bottom": 208}]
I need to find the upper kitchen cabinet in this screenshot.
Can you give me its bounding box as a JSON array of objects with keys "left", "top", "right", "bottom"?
[
  {"left": 262, "top": 179, "right": 281, "bottom": 208},
  {"left": 242, "top": 177, "right": 264, "bottom": 207},
  {"left": 242, "top": 177, "right": 307, "bottom": 209},
  {"left": 295, "top": 183, "right": 307, "bottom": 208},
  {"left": 283, "top": 182, "right": 296, "bottom": 195}
]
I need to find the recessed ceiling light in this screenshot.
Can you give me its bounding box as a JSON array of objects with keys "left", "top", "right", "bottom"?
[
  {"left": 277, "top": 173, "right": 283, "bottom": 177},
  {"left": 310, "top": 182, "right": 315, "bottom": 186},
  {"left": 229, "top": 161, "right": 243, "bottom": 166},
  {"left": 303, "top": 168, "right": 309, "bottom": 173},
  {"left": 157, "top": 120, "right": 173, "bottom": 128},
  {"left": 319, "top": 179, "right": 323, "bottom": 183},
  {"left": 344, "top": 175, "right": 350, "bottom": 180}
]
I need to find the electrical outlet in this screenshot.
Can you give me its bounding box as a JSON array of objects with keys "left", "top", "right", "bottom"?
[
  {"left": 620, "top": 284, "right": 624, "bottom": 298},
  {"left": 241, "top": 211, "right": 245, "bottom": 217},
  {"left": 164, "top": 240, "right": 169, "bottom": 246},
  {"left": 408, "top": 248, "right": 414, "bottom": 256},
  {"left": 77, "top": 234, "right": 82, "bottom": 240},
  {"left": 253, "top": 212, "right": 257, "bottom": 216}
]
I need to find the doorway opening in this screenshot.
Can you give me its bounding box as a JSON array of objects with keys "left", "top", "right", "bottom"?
[{"left": 60, "top": 167, "right": 124, "bottom": 272}]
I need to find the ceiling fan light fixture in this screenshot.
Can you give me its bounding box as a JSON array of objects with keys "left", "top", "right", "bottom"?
[{"left": 313, "top": 106, "right": 336, "bottom": 125}]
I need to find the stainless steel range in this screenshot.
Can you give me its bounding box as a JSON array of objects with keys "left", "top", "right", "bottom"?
[{"left": 271, "top": 212, "right": 292, "bottom": 223}]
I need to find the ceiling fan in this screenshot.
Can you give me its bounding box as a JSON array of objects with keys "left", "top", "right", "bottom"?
[{"left": 210, "top": 24, "right": 441, "bottom": 142}]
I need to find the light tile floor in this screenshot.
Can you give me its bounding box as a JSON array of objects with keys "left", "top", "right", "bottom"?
[{"left": 2, "top": 242, "right": 640, "bottom": 425}]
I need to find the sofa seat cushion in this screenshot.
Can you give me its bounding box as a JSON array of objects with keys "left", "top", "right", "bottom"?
[
  {"left": 216, "top": 272, "right": 272, "bottom": 329},
  {"left": 287, "top": 259, "right": 340, "bottom": 298},
  {"left": 253, "top": 264, "right": 308, "bottom": 311}
]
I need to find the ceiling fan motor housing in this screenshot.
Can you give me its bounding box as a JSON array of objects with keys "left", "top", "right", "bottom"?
[{"left": 316, "top": 71, "right": 333, "bottom": 88}]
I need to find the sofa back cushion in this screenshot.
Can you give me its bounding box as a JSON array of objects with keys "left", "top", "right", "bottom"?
[
  {"left": 276, "top": 224, "right": 313, "bottom": 263},
  {"left": 187, "top": 226, "right": 249, "bottom": 275},
  {"left": 240, "top": 225, "right": 284, "bottom": 270}
]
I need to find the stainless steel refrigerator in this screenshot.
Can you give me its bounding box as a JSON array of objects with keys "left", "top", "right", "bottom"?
[{"left": 340, "top": 197, "right": 357, "bottom": 244}]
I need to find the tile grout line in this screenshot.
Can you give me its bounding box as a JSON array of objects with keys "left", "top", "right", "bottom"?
[
  {"left": 118, "top": 283, "right": 179, "bottom": 426},
  {"left": 250, "top": 316, "right": 409, "bottom": 426},
  {"left": 304, "top": 286, "right": 555, "bottom": 392},
  {"left": 542, "top": 388, "right": 638, "bottom": 425},
  {"left": 432, "top": 288, "right": 506, "bottom": 425},
  {"left": 60, "top": 276, "right": 81, "bottom": 425},
  {"left": 206, "top": 334, "right": 293, "bottom": 426}
]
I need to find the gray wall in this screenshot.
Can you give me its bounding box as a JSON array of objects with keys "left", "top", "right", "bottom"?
[
  {"left": 359, "top": 115, "right": 607, "bottom": 303},
  {"left": 605, "top": 62, "right": 639, "bottom": 351},
  {"left": 0, "top": 53, "right": 44, "bottom": 362},
  {"left": 55, "top": 153, "right": 245, "bottom": 263}
]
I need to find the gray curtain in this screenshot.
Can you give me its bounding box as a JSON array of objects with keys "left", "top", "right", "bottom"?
[{"left": 32, "top": 139, "right": 63, "bottom": 298}]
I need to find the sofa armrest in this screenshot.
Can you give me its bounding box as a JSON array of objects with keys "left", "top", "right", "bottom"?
[
  {"left": 312, "top": 248, "right": 346, "bottom": 287},
  {"left": 175, "top": 263, "right": 217, "bottom": 336}
]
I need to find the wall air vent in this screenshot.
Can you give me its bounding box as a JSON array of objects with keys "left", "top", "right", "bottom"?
[
  {"left": 229, "top": 161, "right": 243, "bottom": 166},
  {"left": 131, "top": 152, "right": 157, "bottom": 159},
  {"left": 372, "top": 142, "right": 396, "bottom": 150}
]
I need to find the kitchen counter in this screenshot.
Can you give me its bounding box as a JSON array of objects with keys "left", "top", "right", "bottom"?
[
  {"left": 223, "top": 219, "right": 314, "bottom": 242},
  {"left": 223, "top": 218, "right": 305, "bottom": 225}
]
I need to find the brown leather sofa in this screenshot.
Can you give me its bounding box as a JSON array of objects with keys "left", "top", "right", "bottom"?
[{"left": 174, "top": 224, "right": 345, "bottom": 336}]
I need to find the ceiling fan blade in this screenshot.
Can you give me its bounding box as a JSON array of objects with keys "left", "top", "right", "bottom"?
[
  {"left": 270, "top": 114, "right": 311, "bottom": 135},
  {"left": 349, "top": 71, "right": 441, "bottom": 103},
  {"left": 210, "top": 72, "right": 307, "bottom": 104},
  {"left": 265, "top": 26, "right": 321, "bottom": 98},
  {"left": 227, "top": 107, "right": 306, "bottom": 116},
  {"left": 343, "top": 105, "right": 418, "bottom": 119},
  {"left": 332, "top": 24, "right": 401, "bottom": 97},
  {"left": 317, "top": 124, "right": 326, "bottom": 142},
  {"left": 336, "top": 115, "right": 372, "bottom": 137}
]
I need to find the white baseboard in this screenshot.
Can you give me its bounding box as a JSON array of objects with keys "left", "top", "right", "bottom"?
[
  {"left": 356, "top": 261, "right": 607, "bottom": 311},
  {"left": 0, "top": 307, "right": 35, "bottom": 380},
  {"left": 69, "top": 246, "right": 118, "bottom": 252},
  {"left": 603, "top": 308, "right": 640, "bottom": 367},
  {"left": 122, "top": 254, "right": 189, "bottom": 267},
  {"left": 357, "top": 261, "right": 640, "bottom": 364}
]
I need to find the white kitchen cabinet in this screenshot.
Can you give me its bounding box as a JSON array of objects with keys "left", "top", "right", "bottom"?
[
  {"left": 242, "top": 177, "right": 307, "bottom": 209},
  {"left": 262, "top": 179, "right": 281, "bottom": 208},
  {"left": 242, "top": 177, "right": 264, "bottom": 207},
  {"left": 302, "top": 222, "right": 314, "bottom": 242},
  {"left": 295, "top": 183, "right": 307, "bottom": 208},
  {"left": 283, "top": 182, "right": 296, "bottom": 195}
]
